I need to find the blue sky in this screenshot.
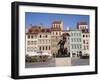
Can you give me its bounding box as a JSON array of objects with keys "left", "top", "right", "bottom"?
[{"left": 25, "top": 12, "right": 89, "bottom": 30}]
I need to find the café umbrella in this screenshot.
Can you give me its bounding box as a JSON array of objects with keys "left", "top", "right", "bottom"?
[{"left": 28, "top": 52, "right": 52, "bottom": 56}]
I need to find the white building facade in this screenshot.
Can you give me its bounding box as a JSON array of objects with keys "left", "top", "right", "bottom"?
[
  {"left": 25, "top": 33, "right": 38, "bottom": 55},
  {"left": 70, "top": 30, "right": 82, "bottom": 57},
  {"left": 25, "top": 26, "right": 51, "bottom": 56},
  {"left": 38, "top": 29, "right": 51, "bottom": 54}
]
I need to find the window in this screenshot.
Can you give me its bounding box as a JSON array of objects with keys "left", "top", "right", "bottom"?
[
  {"left": 46, "top": 46, "right": 47, "bottom": 50},
  {"left": 27, "top": 47, "right": 30, "bottom": 52},
  {"left": 84, "top": 46, "right": 86, "bottom": 50},
  {"left": 31, "top": 35, "right": 33, "bottom": 38},
  {"left": 86, "top": 35, "right": 88, "bottom": 37},
  {"left": 40, "top": 35, "right": 41, "bottom": 38},
  {"left": 56, "top": 32, "right": 58, "bottom": 35},
  {"left": 83, "top": 40, "right": 85, "bottom": 44},
  {"left": 83, "top": 35, "right": 85, "bottom": 37},
  {"left": 43, "top": 46, "right": 44, "bottom": 50},
  {"left": 34, "top": 41, "right": 37, "bottom": 45},
  {"left": 77, "top": 44, "right": 79, "bottom": 49},
  {"left": 74, "top": 44, "right": 76, "bottom": 49},
  {"left": 53, "top": 32, "right": 54, "bottom": 35},
  {"left": 28, "top": 35, "right": 30, "bottom": 39},
  {"left": 53, "top": 24, "right": 54, "bottom": 27},
  {"left": 87, "top": 41, "right": 89, "bottom": 44},
  {"left": 31, "top": 47, "right": 33, "bottom": 52},
  {"left": 49, "top": 46, "right": 50, "bottom": 50},
  {"left": 56, "top": 36, "right": 58, "bottom": 39},
  {"left": 74, "top": 38, "right": 76, "bottom": 42},
  {"left": 45, "top": 35, "right": 47, "bottom": 38},
  {"left": 72, "top": 53, "right": 76, "bottom": 57},
  {"left": 79, "top": 33, "right": 81, "bottom": 36},
  {"left": 35, "top": 35, "right": 37, "bottom": 38},
  {"left": 71, "top": 38, "right": 73, "bottom": 42},
  {"left": 39, "top": 46, "right": 41, "bottom": 50},
  {"left": 27, "top": 41, "right": 30, "bottom": 45},
  {"left": 79, "top": 38, "right": 81, "bottom": 42},
  {"left": 31, "top": 41, "right": 33, "bottom": 45},
  {"left": 71, "top": 33, "right": 73, "bottom": 36},
  {"left": 59, "top": 32, "right": 61, "bottom": 35}
]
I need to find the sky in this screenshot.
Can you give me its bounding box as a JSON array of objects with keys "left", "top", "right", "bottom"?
[{"left": 25, "top": 12, "right": 89, "bottom": 30}]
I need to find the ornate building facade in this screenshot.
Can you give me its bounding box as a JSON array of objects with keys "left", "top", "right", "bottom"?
[
  {"left": 77, "top": 22, "right": 90, "bottom": 56},
  {"left": 70, "top": 30, "right": 82, "bottom": 57},
  {"left": 25, "top": 21, "right": 90, "bottom": 58}
]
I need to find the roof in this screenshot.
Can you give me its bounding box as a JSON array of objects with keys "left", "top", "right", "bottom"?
[
  {"left": 77, "top": 22, "right": 88, "bottom": 25},
  {"left": 41, "top": 29, "right": 51, "bottom": 33},
  {"left": 27, "top": 26, "right": 51, "bottom": 34},
  {"left": 52, "top": 21, "right": 62, "bottom": 24}
]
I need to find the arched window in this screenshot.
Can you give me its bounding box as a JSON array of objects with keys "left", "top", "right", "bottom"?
[
  {"left": 86, "top": 35, "right": 88, "bottom": 37},
  {"left": 45, "top": 35, "right": 47, "bottom": 38},
  {"left": 43, "top": 46, "right": 44, "bottom": 50},
  {"left": 40, "top": 35, "right": 41, "bottom": 38},
  {"left": 83, "top": 35, "right": 85, "bottom": 37},
  {"left": 46, "top": 46, "right": 47, "bottom": 50},
  {"left": 56, "top": 32, "right": 58, "bottom": 35},
  {"left": 31, "top": 35, "right": 33, "bottom": 38},
  {"left": 31, "top": 41, "right": 33, "bottom": 45},
  {"left": 49, "top": 46, "right": 50, "bottom": 50},
  {"left": 39, "top": 46, "right": 41, "bottom": 50},
  {"left": 27, "top": 41, "right": 30, "bottom": 45},
  {"left": 28, "top": 35, "right": 30, "bottom": 39}
]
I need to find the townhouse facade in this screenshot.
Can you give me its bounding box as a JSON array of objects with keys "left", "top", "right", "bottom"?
[
  {"left": 25, "top": 21, "right": 90, "bottom": 57},
  {"left": 25, "top": 26, "right": 51, "bottom": 55},
  {"left": 77, "top": 22, "right": 90, "bottom": 56},
  {"left": 70, "top": 30, "right": 82, "bottom": 57},
  {"left": 38, "top": 28, "right": 51, "bottom": 54},
  {"left": 82, "top": 32, "right": 90, "bottom": 56}
]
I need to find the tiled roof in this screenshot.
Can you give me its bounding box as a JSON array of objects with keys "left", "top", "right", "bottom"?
[
  {"left": 77, "top": 22, "right": 87, "bottom": 25},
  {"left": 27, "top": 26, "right": 51, "bottom": 33},
  {"left": 52, "top": 21, "right": 62, "bottom": 24}
]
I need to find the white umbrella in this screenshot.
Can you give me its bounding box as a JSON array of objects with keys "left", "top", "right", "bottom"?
[
  {"left": 28, "top": 52, "right": 41, "bottom": 56},
  {"left": 42, "top": 52, "right": 52, "bottom": 56}
]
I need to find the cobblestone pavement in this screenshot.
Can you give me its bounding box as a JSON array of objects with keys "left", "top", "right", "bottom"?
[
  {"left": 25, "top": 58, "right": 56, "bottom": 68},
  {"left": 71, "top": 57, "right": 89, "bottom": 66},
  {"left": 25, "top": 57, "right": 89, "bottom": 68}
]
